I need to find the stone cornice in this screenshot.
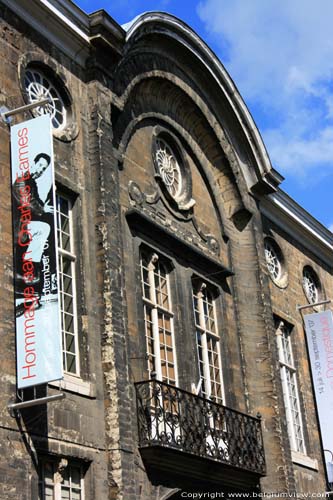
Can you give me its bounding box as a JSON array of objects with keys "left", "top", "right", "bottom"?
[
  {"left": 1, "top": 0, "right": 125, "bottom": 65},
  {"left": 260, "top": 189, "right": 333, "bottom": 267}
]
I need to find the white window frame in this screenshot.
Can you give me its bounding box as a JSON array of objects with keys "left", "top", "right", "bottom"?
[
  {"left": 56, "top": 192, "right": 80, "bottom": 376},
  {"left": 192, "top": 281, "right": 224, "bottom": 404},
  {"left": 24, "top": 67, "right": 67, "bottom": 131},
  {"left": 39, "top": 458, "right": 85, "bottom": 500},
  {"left": 140, "top": 250, "right": 178, "bottom": 386},
  {"left": 276, "top": 320, "right": 306, "bottom": 454},
  {"left": 264, "top": 239, "right": 282, "bottom": 282},
  {"left": 155, "top": 137, "right": 182, "bottom": 200},
  {"left": 302, "top": 267, "right": 319, "bottom": 304}
]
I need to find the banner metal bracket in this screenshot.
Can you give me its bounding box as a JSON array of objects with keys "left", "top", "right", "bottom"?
[
  {"left": 0, "top": 98, "right": 50, "bottom": 124},
  {"left": 297, "top": 299, "right": 331, "bottom": 311},
  {"left": 8, "top": 392, "right": 66, "bottom": 417}
]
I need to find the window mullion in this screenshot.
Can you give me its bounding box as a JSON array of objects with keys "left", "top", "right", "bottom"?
[
  {"left": 54, "top": 473, "right": 61, "bottom": 500},
  {"left": 215, "top": 339, "right": 225, "bottom": 403},
  {"left": 142, "top": 297, "right": 174, "bottom": 319}
]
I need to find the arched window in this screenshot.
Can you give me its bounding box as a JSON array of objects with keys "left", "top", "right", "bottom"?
[
  {"left": 264, "top": 237, "right": 288, "bottom": 288},
  {"left": 302, "top": 266, "right": 320, "bottom": 304}
]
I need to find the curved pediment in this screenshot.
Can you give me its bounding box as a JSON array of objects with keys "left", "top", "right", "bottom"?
[{"left": 119, "top": 11, "right": 283, "bottom": 196}]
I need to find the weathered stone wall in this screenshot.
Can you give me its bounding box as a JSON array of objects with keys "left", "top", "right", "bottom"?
[
  {"left": 0, "top": 6, "right": 109, "bottom": 499},
  {"left": 112, "top": 40, "right": 289, "bottom": 497},
  {"left": 0, "top": 3, "right": 330, "bottom": 499},
  {"left": 262, "top": 216, "right": 331, "bottom": 495}
]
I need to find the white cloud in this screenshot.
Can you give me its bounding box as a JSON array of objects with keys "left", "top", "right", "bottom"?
[
  {"left": 197, "top": 0, "right": 333, "bottom": 180},
  {"left": 265, "top": 127, "right": 333, "bottom": 179}
]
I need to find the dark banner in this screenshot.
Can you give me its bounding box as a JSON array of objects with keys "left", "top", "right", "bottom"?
[{"left": 11, "top": 114, "right": 63, "bottom": 389}]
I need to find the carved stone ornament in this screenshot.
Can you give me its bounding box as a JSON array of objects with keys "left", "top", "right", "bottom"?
[
  {"left": 128, "top": 181, "right": 144, "bottom": 205},
  {"left": 128, "top": 181, "right": 159, "bottom": 206},
  {"left": 128, "top": 181, "right": 220, "bottom": 257},
  {"left": 206, "top": 236, "right": 220, "bottom": 254},
  {"left": 192, "top": 216, "right": 221, "bottom": 255},
  {"left": 152, "top": 131, "right": 195, "bottom": 212}
]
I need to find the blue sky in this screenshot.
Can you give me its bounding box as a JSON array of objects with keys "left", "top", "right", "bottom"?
[{"left": 75, "top": 0, "right": 333, "bottom": 231}]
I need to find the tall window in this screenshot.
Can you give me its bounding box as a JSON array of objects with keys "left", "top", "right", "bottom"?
[
  {"left": 56, "top": 193, "right": 79, "bottom": 375},
  {"left": 276, "top": 319, "right": 306, "bottom": 453},
  {"left": 302, "top": 266, "right": 319, "bottom": 304},
  {"left": 192, "top": 281, "right": 224, "bottom": 404},
  {"left": 140, "top": 249, "right": 177, "bottom": 385},
  {"left": 39, "top": 459, "right": 84, "bottom": 499}
]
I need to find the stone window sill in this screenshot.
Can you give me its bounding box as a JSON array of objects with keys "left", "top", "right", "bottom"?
[
  {"left": 49, "top": 374, "right": 95, "bottom": 398},
  {"left": 292, "top": 451, "right": 318, "bottom": 470}
]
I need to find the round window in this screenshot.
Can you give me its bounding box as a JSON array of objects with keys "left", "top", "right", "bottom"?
[
  {"left": 24, "top": 68, "right": 67, "bottom": 131},
  {"left": 152, "top": 129, "right": 195, "bottom": 213},
  {"left": 154, "top": 137, "right": 182, "bottom": 200}
]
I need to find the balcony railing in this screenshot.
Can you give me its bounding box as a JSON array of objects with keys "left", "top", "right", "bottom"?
[{"left": 135, "top": 379, "right": 266, "bottom": 477}]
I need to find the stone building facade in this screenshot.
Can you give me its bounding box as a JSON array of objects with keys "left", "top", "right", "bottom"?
[{"left": 0, "top": 1, "right": 332, "bottom": 499}]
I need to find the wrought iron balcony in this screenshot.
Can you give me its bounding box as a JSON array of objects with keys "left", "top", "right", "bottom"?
[{"left": 135, "top": 379, "right": 266, "bottom": 490}]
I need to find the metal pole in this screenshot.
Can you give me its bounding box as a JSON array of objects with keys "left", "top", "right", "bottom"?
[
  {"left": 8, "top": 392, "right": 66, "bottom": 412},
  {"left": 0, "top": 98, "right": 50, "bottom": 123},
  {"left": 297, "top": 299, "right": 331, "bottom": 311}
]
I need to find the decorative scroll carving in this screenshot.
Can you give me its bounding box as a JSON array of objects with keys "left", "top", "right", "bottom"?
[
  {"left": 192, "top": 216, "right": 221, "bottom": 255},
  {"left": 128, "top": 181, "right": 144, "bottom": 205},
  {"left": 129, "top": 180, "right": 160, "bottom": 206},
  {"left": 128, "top": 181, "right": 220, "bottom": 257}
]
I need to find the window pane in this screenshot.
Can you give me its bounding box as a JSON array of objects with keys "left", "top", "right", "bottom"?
[
  {"left": 66, "top": 333, "right": 76, "bottom": 353},
  {"left": 65, "top": 314, "right": 74, "bottom": 333},
  {"left": 66, "top": 353, "right": 76, "bottom": 373},
  {"left": 63, "top": 293, "right": 73, "bottom": 313},
  {"left": 72, "top": 490, "right": 81, "bottom": 500},
  {"left": 60, "top": 488, "right": 70, "bottom": 500},
  {"left": 62, "top": 467, "right": 70, "bottom": 485},
  {"left": 44, "top": 485, "right": 54, "bottom": 499},
  {"left": 62, "top": 260, "right": 72, "bottom": 278},
  {"left": 44, "top": 462, "right": 54, "bottom": 483},
  {"left": 71, "top": 467, "right": 81, "bottom": 487}
]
